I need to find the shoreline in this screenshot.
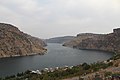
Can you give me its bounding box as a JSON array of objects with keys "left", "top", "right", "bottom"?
[
  {"left": 0, "top": 50, "right": 47, "bottom": 59},
  {"left": 1, "top": 54, "right": 119, "bottom": 79},
  {"left": 63, "top": 44, "right": 117, "bottom": 55},
  {"left": 0, "top": 50, "right": 115, "bottom": 78}
]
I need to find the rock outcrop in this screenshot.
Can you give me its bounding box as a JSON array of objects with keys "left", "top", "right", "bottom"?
[
  {"left": 0, "top": 23, "right": 47, "bottom": 58},
  {"left": 63, "top": 28, "right": 120, "bottom": 54}
]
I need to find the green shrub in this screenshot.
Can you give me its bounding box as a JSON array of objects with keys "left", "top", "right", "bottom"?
[{"left": 104, "top": 72, "right": 112, "bottom": 77}]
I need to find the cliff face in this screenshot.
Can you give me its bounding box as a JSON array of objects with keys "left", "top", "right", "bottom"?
[
  {"left": 63, "top": 33, "right": 104, "bottom": 47},
  {"left": 63, "top": 28, "right": 120, "bottom": 54},
  {"left": 0, "top": 23, "right": 47, "bottom": 58}
]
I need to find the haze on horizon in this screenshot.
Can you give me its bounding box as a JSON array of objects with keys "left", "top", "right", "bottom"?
[{"left": 0, "top": 0, "right": 120, "bottom": 39}]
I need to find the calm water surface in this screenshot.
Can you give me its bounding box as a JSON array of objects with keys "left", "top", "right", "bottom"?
[{"left": 0, "top": 43, "right": 113, "bottom": 77}]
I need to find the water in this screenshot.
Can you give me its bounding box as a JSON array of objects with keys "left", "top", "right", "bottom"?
[{"left": 0, "top": 43, "right": 113, "bottom": 77}]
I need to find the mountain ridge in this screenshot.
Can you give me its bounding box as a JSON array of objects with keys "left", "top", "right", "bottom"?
[
  {"left": 0, "top": 23, "right": 47, "bottom": 58},
  {"left": 45, "top": 36, "right": 74, "bottom": 44}
]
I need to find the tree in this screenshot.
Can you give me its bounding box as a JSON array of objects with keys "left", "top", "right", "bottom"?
[{"left": 82, "top": 63, "right": 90, "bottom": 70}]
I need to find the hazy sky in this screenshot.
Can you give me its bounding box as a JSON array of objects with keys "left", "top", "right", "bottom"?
[{"left": 0, "top": 0, "right": 120, "bottom": 39}]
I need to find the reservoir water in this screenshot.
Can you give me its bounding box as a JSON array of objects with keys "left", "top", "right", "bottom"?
[{"left": 0, "top": 43, "right": 113, "bottom": 77}]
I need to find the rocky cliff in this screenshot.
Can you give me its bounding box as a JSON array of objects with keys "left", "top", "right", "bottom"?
[
  {"left": 63, "top": 28, "right": 120, "bottom": 54},
  {"left": 0, "top": 23, "right": 47, "bottom": 58},
  {"left": 63, "top": 33, "right": 104, "bottom": 47}
]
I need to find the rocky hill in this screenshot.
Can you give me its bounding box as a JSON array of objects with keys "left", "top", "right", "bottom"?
[
  {"left": 0, "top": 23, "right": 47, "bottom": 58},
  {"left": 63, "top": 28, "right": 120, "bottom": 54},
  {"left": 46, "top": 36, "right": 74, "bottom": 44},
  {"left": 63, "top": 33, "right": 104, "bottom": 47}
]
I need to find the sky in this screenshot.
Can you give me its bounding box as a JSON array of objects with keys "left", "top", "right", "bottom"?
[{"left": 0, "top": 0, "right": 120, "bottom": 39}]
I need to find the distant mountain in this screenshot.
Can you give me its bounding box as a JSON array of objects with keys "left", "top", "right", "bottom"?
[
  {"left": 46, "top": 36, "right": 74, "bottom": 44},
  {"left": 63, "top": 28, "right": 120, "bottom": 54},
  {"left": 0, "top": 23, "right": 47, "bottom": 58}
]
